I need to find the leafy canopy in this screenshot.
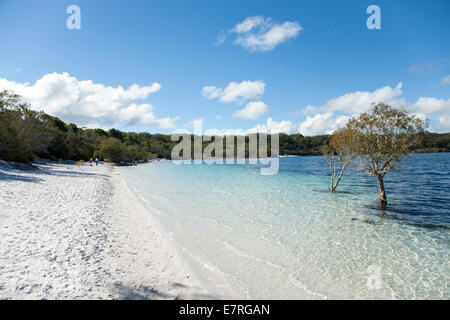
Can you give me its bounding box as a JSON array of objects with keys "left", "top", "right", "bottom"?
[{"left": 346, "top": 103, "right": 426, "bottom": 177}]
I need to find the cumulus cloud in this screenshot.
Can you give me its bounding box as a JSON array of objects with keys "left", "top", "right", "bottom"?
[
  {"left": 202, "top": 80, "right": 265, "bottom": 103},
  {"left": 233, "top": 16, "right": 267, "bottom": 33},
  {"left": 409, "top": 97, "right": 450, "bottom": 115},
  {"left": 232, "top": 101, "right": 269, "bottom": 120},
  {"left": 203, "top": 118, "right": 296, "bottom": 136},
  {"left": 248, "top": 118, "right": 296, "bottom": 134},
  {"left": 434, "top": 116, "right": 450, "bottom": 132},
  {"left": 202, "top": 86, "right": 223, "bottom": 100},
  {"left": 204, "top": 128, "right": 247, "bottom": 136},
  {"left": 194, "top": 82, "right": 450, "bottom": 137},
  {"left": 201, "top": 81, "right": 450, "bottom": 136},
  {"left": 299, "top": 82, "right": 450, "bottom": 134},
  {"left": 201, "top": 81, "right": 449, "bottom": 137},
  {"left": 0, "top": 72, "right": 178, "bottom": 129},
  {"left": 219, "top": 16, "right": 302, "bottom": 52},
  {"left": 303, "top": 82, "right": 403, "bottom": 114},
  {"left": 298, "top": 113, "right": 351, "bottom": 136}
]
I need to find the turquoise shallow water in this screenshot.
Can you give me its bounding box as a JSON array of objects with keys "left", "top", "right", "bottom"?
[{"left": 119, "top": 153, "right": 449, "bottom": 299}]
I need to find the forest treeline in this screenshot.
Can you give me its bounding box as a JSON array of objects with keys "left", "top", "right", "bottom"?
[{"left": 0, "top": 90, "right": 449, "bottom": 163}]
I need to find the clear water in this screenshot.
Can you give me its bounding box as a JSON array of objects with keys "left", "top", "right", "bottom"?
[{"left": 119, "top": 153, "right": 450, "bottom": 299}]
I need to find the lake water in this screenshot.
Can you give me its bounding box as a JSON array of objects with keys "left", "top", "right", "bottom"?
[{"left": 119, "top": 153, "right": 449, "bottom": 299}]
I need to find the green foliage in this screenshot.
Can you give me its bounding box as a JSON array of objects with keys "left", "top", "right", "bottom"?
[
  {"left": 347, "top": 103, "right": 426, "bottom": 176},
  {"left": 96, "top": 138, "right": 125, "bottom": 162},
  {"left": 345, "top": 103, "right": 427, "bottom": 206},
  {"left": 414, "top": 132, "right": 450, "bottom": 153},
  {"left": 279, "top": 133, "right": 330, "bottom": 156},
  {"left": 0, "top": 91, "right": 54, "bottom": 162},
  {"left": 108, "top": 128, "right": 124, "bottom": 142}
]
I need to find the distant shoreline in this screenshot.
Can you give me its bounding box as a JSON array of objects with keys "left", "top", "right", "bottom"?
[{"left": 2, "top": 149, "right": 450, "bottom": 171}]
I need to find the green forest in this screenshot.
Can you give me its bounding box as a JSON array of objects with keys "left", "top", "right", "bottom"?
[{"left": 1, "top": 90, "right": 449, "bottom": 164}]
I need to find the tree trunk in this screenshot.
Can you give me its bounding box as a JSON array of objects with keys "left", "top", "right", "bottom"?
[{"left": 376, "top": 174, "right": 387, "bottom": 207}]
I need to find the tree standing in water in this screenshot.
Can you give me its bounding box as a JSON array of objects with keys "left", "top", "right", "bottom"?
[
  {"left": 346, "top": 103, "right": 426, "bottom": 207},
  {"left": 323, "top": 127, "right": 356, "bottom": 192}
]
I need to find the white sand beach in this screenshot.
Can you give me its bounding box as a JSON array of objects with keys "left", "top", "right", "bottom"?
[{"left": 0, "top": 162, "right": 217, "bottom": 300}]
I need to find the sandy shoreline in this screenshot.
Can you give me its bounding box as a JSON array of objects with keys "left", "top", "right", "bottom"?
[{"left": 0, "top": 162, "right": 217, "bottom": 300}]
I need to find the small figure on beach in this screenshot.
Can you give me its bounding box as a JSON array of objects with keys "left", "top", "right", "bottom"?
[{"left": 95, "top": 158, "right": 99, "bottom": 166}]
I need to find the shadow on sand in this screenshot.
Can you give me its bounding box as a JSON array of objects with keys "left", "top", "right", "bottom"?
[
  {"left": 0, "top": 171, "right": 44, "bottom": 183},
  {"left": 0, "top": 163, "right": 110, "bottom": 182},
  {"left": 36, "top": 167, "right": 110, "bottom": 178},
  {"left": 112, "top": 282, "right": 219, "bottom": 300}
]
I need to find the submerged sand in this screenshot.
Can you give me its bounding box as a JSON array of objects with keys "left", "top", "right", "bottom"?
[{"left": 0, "top": 162, "right": 216, "bottom": 300}]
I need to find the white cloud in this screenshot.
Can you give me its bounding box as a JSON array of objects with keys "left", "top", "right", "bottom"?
[
  {"left": 202, "top": 86, "right": 223, "bottom": 99},
  {"left": 204, "top": 128, "right": 247, "bottom": 136},
  {"left": 203, "top": 118, "right": 296, "bottom": 136},
  {"left": 440, "top": 75, "right": 450, "bottom": 86},
  {"left": 233, "top": 16, "right": 267, "bottom": 33},
  {"left": 299, "top": 82, "right": 450, "bottom": 134},
  {"left": 236, "top": 22, "right": 302, "bottom": 53},
  {"left": 409, "top": 97, "right": 450, "bottom": 115},
  {"left": 304, "top": 82, "right": 403, "bottom": 114},
  {"left": 0, "top": 72, "right": 178, "bottom": 129},
  {"left": 248, "top": 118, "right": 297, "bottom": 134},
  {"left": 118, "top": 103, "right": 178, "bottom": 128},
  {"left": 298, "top": 113, "right": 350, "bottom": 136},
  {"left": 298, "top": 80, "right": 450, "bottom": 134},
  {"left": 434, "top": 116, "right": 450, "bottom": 132},
  {"left": 232, "top": 101, "right": 269, "bottom": 120},
  {"left": 202, "top": 80, "right": 265, "bottom": 103},
  {"left": 202, "top": 82, "right": 449, "bottom": 137},
  {"left": 221, "top": 16, "right": 302, "bottom": 52}
]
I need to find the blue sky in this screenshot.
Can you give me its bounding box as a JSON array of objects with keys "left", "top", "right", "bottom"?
[{"left": 0, "top": 0, "right": 449, "bottom": 135}]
